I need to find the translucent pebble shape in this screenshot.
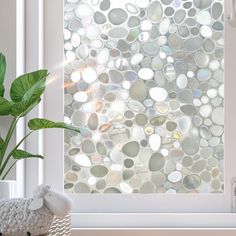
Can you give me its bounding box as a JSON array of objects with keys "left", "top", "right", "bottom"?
[
  {"left": 91, "top": 165, "right": 109, "bottom": 178},
  {"left": 120, "top": 183, "right": 133, "bottom": 193},
  {"left": 174, "top": 9, "right": 186, "bottom": 24},
  {"left": 212, "top": 2, "right": 223, "bottom": 20},
  {"left": 149, "top": 87, "right": 168, "bottom": 102},
  {"left": 184, "top": 37, "right": 203, "bottom": 51},
  {"left": 108, "top": 8, "right": 128, "bottom": 25},
  {"left": 200, "top": 25, "right": 213, "bottom": 38},
  {"left": 108, "top": 27, "right": 128, "bottom": 38},
  {"left": 130, "top": 80, "right": 148, "bottom": 101},
  {"left": 168, "top": 171, "right": 182, "bottom": 183},
  {"left": 82, "top": 67, "right": 97, "bottom": 83},
  {"left": 149, "top": 152, "right": 165, "bottom": 171},
  {"left": 141, "top": 20, "right": 152, "bottom": 31},
  {"left": 130, "top": 53, "right": 144, "bottom": 66},
  {"left": 159, "top": 18, "right": 171, "bottom": 35},
  {"left": 199, "top": 104, "right": 212, "bottom": 118},
  {"left": 122, "top": 141, "right": 140, "bottom": 157},
  {"left": 211, "top": 107, "right": 224, "bottom": 125},
  {"left": 196, "top": 11, "right": 211, "bottom": 25},
  {"left": 71, "top": 110, "right": 87, "bottom": 126},
  {"left": 100, "top": 0, "right": 110, "bottom": 11},
  {"left": 182, "top": 137, "right": 199, "bottom": 155},
  {"left": 176, "top": 74, "right": 188, "bottom": 89},
  {"left": 94, "top": 11, "right": 106, "bottom": 25},
  {"left": 74, "top": 154, "right": 91, "bottom": 167},
  {"left": 125, "top": 3, "right": 139, "bottom": 14},
  {"left": 149, "top": 134, "right": 161, "bottom": 151},
  {"left": 178, "top": 116, "right": 191, "bottom": 134},
  {"left": 74, "top": 182, "right": 90, "bottom": 193},
  {"left": 71, "top": 33, "right": 81, "bottom": 47},
  {"left": 97, "top": 49, "right": 109, "bottom": 64},
  {"left": 74, "top": 91, "right": 88, "bottom": 102},
  {"left": 135, "top": 0, "right": 150, "bottom": 9},
  {"left": 194, "top": 51, "right": 210, "bottom": 68},
  {"left": 193, "top": 0, "right": 212, "bottom": 9},
  {"left": 147, "top": 1, "right": 163, "bottom": 23},
  {"left": 138, "top": 68, "right": 154, "bottom": 80},
  {"left": 183, "top": 174, "right": 201, "bottom": 189},
  {"left": 75, "top": 3, "right": 93, "bottom": 18}
]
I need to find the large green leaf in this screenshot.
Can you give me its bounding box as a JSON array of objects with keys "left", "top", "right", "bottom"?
[
  {"left": 10, "top": 73, "right": 47, "bottom": 116},
  {"left": 19, "top": 99, "right": 41, "bottom": 117},
  {"left": 28, "top": 118, "right": 80, "bottom": 133},
  {"left": 12, "top": 149, "right": 43, "bottom": 160},
  {"left": 11, "top": 100, "right": 33, "bottom": 117},
  {"left": 10, "top": 69, "right": 48, "bottom": 103},
  {"left": 0, "top": 53, "right": 6, "bottom": 97},
  {"left": 11, "top": 96, "right": 42, "bottom": 117},
  {"left": 0, "top": 97, "right": 12, "bottom": 115}
]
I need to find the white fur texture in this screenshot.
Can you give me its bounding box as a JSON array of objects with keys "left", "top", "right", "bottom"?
[
  {"left": 44, "top": 189, "right": 73, "bottom": 217},
  {"left": 0, "top": 185, "right": 72, "bottom": 236}
]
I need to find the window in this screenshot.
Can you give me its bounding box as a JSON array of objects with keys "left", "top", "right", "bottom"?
[
  {"left": 63, "top": 0, "right": 224, "bottom": 195},
  {"left": 25, "top": 0, "right": 236, "bottom": 228}
]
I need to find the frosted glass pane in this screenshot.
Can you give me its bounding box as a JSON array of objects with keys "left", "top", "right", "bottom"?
[{"left": 64, "top": 0, "right": 224, "bottom": 194}]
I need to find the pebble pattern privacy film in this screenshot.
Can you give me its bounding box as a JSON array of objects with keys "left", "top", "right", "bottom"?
[{"left": 64, "top": 0, "right": 224, "bottom": 194}]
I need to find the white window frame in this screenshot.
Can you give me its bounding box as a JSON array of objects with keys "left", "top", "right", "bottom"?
[
  {"left": 23, "top": 0, "right": 45, "bottom": 197},
  {"left": 2, "top": 0, "right": 26, "bottom": 197},
  {"left": 23, "top": 0, "right": 236, "bottom": 229},
  {"left": 16, "top": 0, "right": 25, "bottom": 198}
]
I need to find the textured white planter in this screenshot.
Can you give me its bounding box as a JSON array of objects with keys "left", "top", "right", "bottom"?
[{"left": 0, "top": 180, "right": 17, "bottom": 199}]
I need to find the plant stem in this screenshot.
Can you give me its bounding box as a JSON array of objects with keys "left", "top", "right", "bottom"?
[
  {"left": 1, "top": 160, "right": 17, "bottom": 180},
  {"left": 0, "top": 117, "right": 18, "bottom": 167},
  {"left": 12, "top": 131, "right": 34, "bottom": 153},
  {"left": 0, "top": 131, "right": 34, "bottom": 178}
]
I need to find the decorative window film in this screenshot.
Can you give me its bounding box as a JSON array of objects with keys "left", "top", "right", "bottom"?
[{"left": 64, "top": 0, "right": 224, "bottom": 194}]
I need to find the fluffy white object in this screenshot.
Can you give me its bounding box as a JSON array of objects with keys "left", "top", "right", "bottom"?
[{"left": 0, "top": 185, "right": 72, "bottom": 236}]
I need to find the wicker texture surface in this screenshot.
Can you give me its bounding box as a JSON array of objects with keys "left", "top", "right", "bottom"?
[{"left": 46, "top": 215, "right": 71, "bottom": 236}]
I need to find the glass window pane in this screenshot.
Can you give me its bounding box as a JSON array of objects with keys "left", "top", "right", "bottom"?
[{"left": 64, "top": 0, "right": 224, "bottom": 194}]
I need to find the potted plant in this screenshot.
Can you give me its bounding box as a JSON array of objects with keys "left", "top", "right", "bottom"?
[{"left": 0, "top": 53, "right": 79, "bottom": 199}]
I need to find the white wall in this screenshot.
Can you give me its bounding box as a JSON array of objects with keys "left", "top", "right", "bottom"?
[{"left": 0, "top": 0, "right": 17, "bottom": 180}]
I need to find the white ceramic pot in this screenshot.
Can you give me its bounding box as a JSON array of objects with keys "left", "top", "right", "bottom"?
[{"left": 0, "top": 180, "right": 17, "bottom": 199}]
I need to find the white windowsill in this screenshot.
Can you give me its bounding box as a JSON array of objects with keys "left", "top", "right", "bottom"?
[
  {"left": 71, "top": 213, "right": 236, "bottom": 228},
  {"left": 71, "top": 228, "right": 236, "bottom": 236}
]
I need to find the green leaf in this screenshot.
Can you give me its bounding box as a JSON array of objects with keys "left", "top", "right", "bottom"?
[
  {"left": 0, "top": 53, "right": 6, "bottom": 83},
  {"left": 0, "top": 97, "right": 13, "bottom": 115},
  {"left": 10, "top": 71, "right": 47, "bottom": 116},
  {"left": 12, "top": 149, "right": 43, "bottom": 160},
  {"left": 0, "top": 137, "right": 4, "bottom": 150},
  {"left": 19, "top": 99, "right": 41, "bottom": 117},
  {"left": 10, "top": 69, "right": 48, "bottom": 103},
  {"left": 28, "top": 118, "right": 80, "bottom": 133},
  {"left": 0, "top": 53, "right": 6, "bottom": 97},
  {"left": 0, "top": 84, "right": 4, "bottom": 97},
  {"left": 11, "top": 98, "right": 41, "bottom": 117}
]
